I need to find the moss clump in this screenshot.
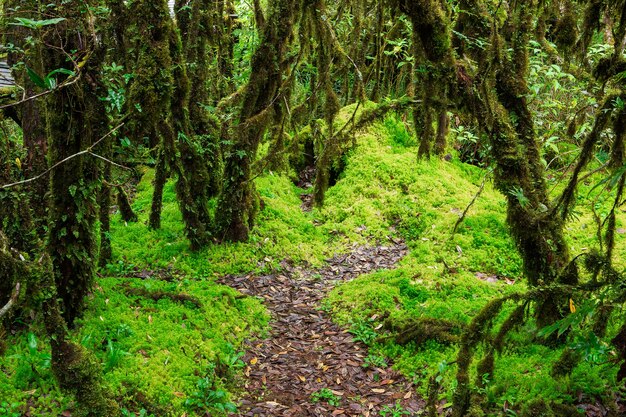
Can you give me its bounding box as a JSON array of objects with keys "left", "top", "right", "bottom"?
[
  {"left": 121, "top": 285, "right": 203, "bottom": 308},
  {"left": 551, "top": 348, "right": 580, "bottom": 378},
  {"left": 391, "top": 317, "right": 464, "bottom": 346},
  {"left": 51, "top": 342, "right": 118, "bottom": 417},
  {"left": 520, "top": 399, "right": 582, "bottom": 417}
]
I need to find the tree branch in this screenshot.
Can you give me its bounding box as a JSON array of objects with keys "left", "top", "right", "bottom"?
[{"left": 1, "top": 123, "right": 125, "bottom": 190}]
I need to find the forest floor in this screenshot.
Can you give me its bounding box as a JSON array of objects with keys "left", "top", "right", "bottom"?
[
  {"left": 222, "top": 242, "right": 424, "bottom": 416},
  {"left": 1, "top": 109, "right": 624, "bottom": 417}
]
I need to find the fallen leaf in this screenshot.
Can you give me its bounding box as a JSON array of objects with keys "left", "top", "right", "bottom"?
[{"left": 250, "top": 357, "right": 258, "bottom": 365}]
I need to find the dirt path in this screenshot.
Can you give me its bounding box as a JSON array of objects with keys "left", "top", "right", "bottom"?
[{"left": 222, "top": 242, "right": 424, "bottom": 416}]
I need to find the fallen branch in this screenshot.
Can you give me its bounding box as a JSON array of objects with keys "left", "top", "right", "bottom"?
[{"left": 0, "top": 282, "right": 21, "bottom": 319}]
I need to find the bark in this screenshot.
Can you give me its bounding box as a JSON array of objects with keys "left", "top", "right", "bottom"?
[
  {"left": 215, "top": 0, "right": 302, "bottom": 241},
  {"left": 43, "top": 1, "right": 108, "bottom": 325}
]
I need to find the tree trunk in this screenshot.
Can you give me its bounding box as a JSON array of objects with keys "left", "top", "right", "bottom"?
[
  {"left": 43, "top": 2, "right": 108, "bottom": 325},
  {"left": 215, "top": 0, "right": 302, "bottom": 241}
]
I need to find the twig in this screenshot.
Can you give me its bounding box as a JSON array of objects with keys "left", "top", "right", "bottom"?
[
  {"left": 1, "top": 123, "right": 124, "bottom": 190},
  {"left": 452, "top": 170, "right": 491, "bottom": 235},
  {"left": 0, "top": 282, "right": 21, "bottom": 319},
  {"left": 0, "top": 72, "right": 82, "bottom": 110},
  {"left": 88, "top": 152, "right": 131, "bottom": 171}
]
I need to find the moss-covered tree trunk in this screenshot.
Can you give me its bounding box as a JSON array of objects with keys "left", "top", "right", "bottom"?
[
  {"left": 4, "top": 0, "right": 49, "bottom": 233},
  {"left": 42, "top": 1, "right": 108, "bottom": 325},
  {"left": 129, "top": 0, "right": 211, "bottom": 250},
  {"left": 399, "top": 0, "right": 570, "bottom": 315},
  {"left": 0, "top": 234, "right": 118, "bottom": 416},
  {"left": 215, "top": 0, "right": 302, "bottom": 241}
]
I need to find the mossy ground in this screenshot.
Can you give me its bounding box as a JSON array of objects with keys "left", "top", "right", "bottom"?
[
  {"left": 325, "top": 117, "right": 625, "bottom": 414},
  {"left": 0, "top": 109, "right": 624, "bottom": 415}
]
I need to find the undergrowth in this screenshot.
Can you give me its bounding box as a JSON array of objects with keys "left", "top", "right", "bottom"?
[
  {"left": 1, "top": 105, "right": 624, "bottom": 415},
  {"left": 324, "top": 110, "right": 624, "bottom": 414}
]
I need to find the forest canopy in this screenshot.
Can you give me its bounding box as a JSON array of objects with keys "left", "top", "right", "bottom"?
[{"left": 0, "top": 0, "right": 625, "bottom": 416}]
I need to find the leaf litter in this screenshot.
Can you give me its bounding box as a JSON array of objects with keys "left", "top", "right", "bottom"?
[{"left": 220, "top": 241, "right": 424, "bottom": 416}]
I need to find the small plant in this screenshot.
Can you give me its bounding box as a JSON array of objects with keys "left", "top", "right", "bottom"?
[
  {"left": 185, "top": 376, "right": 237, "bottom": 414},
  {"left": 10, "top": 332, "right": 51, "bottom": 390},
  {"left": 384, "top": 113, "right": 415, "bottom": 148},
  {"left": 215, "top": 343, "right": 245, "bottom": 379},
  {"left": 310, "top": 388, "right": 341, "bottom": 407},
  {"left": 105, "top": 259, "right": 136, "bottom": 276},
  {"left": 362, "top": 353, "right": 387, "bottom": 369},
  {"left": 508, "top": 187, "right": 530, "bottom": 208},
  {"left": 121, "top": 408, "right": 155, "bottom": 417},
  {"left": 104, "top": 339, "right": 130, "bottom": 371},
  {"left": 349, "top": 318, "right": 377, "bottom": 345},
  {"left": 0, "top": 401, "right": 22, "bottom": 417},
  {"left": 380, "top": 401, "right": 411, "bottom": 417}
]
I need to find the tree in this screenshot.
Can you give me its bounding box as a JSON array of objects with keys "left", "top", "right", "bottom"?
[{"left": 215, "top": 0, "right": 303, "bottom": 241}]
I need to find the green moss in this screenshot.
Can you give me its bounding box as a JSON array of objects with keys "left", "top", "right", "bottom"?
[
  {"left": 323, "top": 118, "right": 622, "bottom": 414},
  {"left": 2, "top": 75, "right": 624, "bottom": 416}
]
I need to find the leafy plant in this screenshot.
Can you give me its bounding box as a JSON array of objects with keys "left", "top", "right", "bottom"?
[
  {"left": 104, "top": 339, "right": 130, "bottom": 372},
  {"left": 349, "top": 318, "right": 377, "bottom": 345},
  {"left": 310, "top": 388, "right": 341, "bottom": 407},
  {"left": 215, "top": 343, "right": 245, "bottom": 379},
  {"left": 121, "top": 408, "right": 155, "bottom": 417},
  {"left": 362, "top": 353, "right": 387, "bottom": 369},
  {"left": 185, "top": 377, "right": 237, "bottom": 414},
  {"left": 380, "top": 401, "right": 411, "bottom": 416},
  {"left": 10, "top": 17, "right": 66, "bottom": 29},
  {"left": 25, "top": 66, "right": 74, "bottom": 90},
  {"left": 10, "top": 332, "right": 51, "bottom": 390},
  {"left": 508, "top": 187, "right": 529, "bottom": 208}
]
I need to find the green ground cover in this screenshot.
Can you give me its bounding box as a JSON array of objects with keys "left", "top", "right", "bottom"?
[{"left": 0, "top": 110, "right": 623, "bottom": 416}]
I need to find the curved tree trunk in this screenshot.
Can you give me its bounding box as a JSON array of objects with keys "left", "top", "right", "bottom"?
[{"left": 215, "top": 0, "right": 303, "bottom": 242}]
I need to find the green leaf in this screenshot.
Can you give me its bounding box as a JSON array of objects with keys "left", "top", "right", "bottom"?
[
  {"left": 27, "top": 332, "right": 37, "bottom": 351},
  {"left": 26, "top": 66, "right": 47, "bottom": 88},
  {"left": 10, "top": 17, "right": 66, "bottom": 29}
]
